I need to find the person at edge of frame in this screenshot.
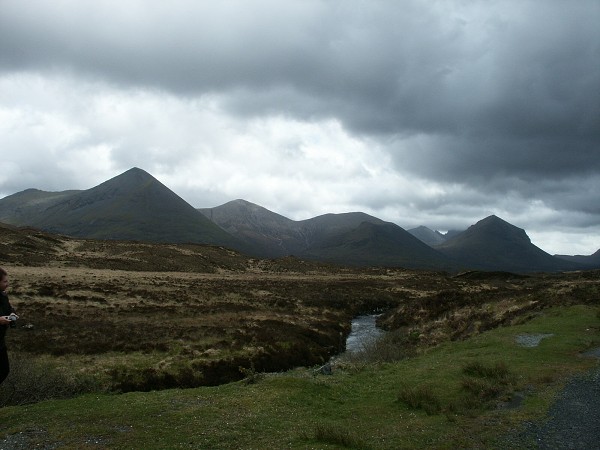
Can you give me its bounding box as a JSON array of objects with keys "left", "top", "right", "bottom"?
[{"left": 0, "top": 266, "right": 18, "bottom": 385}]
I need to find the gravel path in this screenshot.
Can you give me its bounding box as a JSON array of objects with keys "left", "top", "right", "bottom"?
[{"left": 501, "top": 351, "right": 600, "bottom": 449}]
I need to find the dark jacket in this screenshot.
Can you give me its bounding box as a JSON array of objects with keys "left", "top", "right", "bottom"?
[{"left": 0, "top": 291, "right": 15, "bottom": 348}]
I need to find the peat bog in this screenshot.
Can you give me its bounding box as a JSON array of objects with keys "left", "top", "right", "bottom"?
[{"left": 1, "top": 224, "right": 599, "bottom": 394}]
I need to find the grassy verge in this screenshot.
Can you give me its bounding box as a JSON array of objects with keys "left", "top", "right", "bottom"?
[{"left": 1, "top": 304, "right": 598, "bottom": 449}]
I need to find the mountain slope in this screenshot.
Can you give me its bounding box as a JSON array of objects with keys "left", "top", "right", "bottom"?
[
  {"left": 302, "top": 221, "right": 456, "bottom": 270},
  {"left": 435, "top": 215, "right": 581, "bottom": 272},
  {"left": 200, "top": 201, "right": 387, "bottom": 258},
  {"left": 408, "top": 226, "right": 447, "bottom": 246},
  {"left": 0, "top": 188, "right": 81, "bottom": 225},
  {"left": 200, "top": 202, "right": 453, "bottom": 268},
  {"left": 199, "top": 199, "right": 301, "bottom": 257},
  {"left": 555, "top": 248, "right": 600, "bottom": 269},
  {"left": 0, "top": 168, "right": 245, "bottom": 249}
]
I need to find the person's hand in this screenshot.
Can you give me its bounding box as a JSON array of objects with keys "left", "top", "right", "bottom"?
[{"left": 0, "top": 316, "right": 11, "bottom": 325}]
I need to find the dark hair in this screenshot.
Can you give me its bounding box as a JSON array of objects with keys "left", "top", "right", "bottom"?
[{"left": 0, "top": 267, "right": 6, "bottom": 278}]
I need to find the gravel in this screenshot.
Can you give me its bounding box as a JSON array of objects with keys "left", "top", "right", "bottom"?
[
  {"left": 0, "top": 429, "right": 60, "bottom": 450},
  {"left": 500, "top": 350, "right": 600, "bottom": 449}
]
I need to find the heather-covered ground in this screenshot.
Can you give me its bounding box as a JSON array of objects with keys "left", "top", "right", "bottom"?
[{"left": 1, "top": 225, "right": 599, "bottom": 447}]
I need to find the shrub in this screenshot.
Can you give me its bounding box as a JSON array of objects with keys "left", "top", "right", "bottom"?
[
  {"left": 397, "top": 384, "right": 442, "bottom": 415},
  {"left": 458, "top": 360, "right": 516, "bottom": 412},
  {"left": 310, "top": 423, "right": 371, "bottom": 449},
  {"left": 239, "top": 363, "right": 264, "bottom": 385},
  {"left": 0, "top": 352, "right": 101, "bottom": 407},
  {"left": 109, "top": 364, "right": 206, "bottom": 392},
  {"left": 460, "top": 377, "right": 504, "bottom": 402},
  {"left": 462, "top": 360, "right": 511, "bottom": 381}
]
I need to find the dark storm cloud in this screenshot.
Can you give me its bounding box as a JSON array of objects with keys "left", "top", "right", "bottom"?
[
  {"left": 1, "top": 1, "right": 597, "bottom": 142},
  {"left": 1, "top": 0, "right": 599, "bottom": 253}
]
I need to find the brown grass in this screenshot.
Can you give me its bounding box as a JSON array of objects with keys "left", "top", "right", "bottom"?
[
  {"left": 2, "top": 226, "right": 599, "bottom": 393},
  {"left": 6, "top": 265, "right": 417, "bottom": 391}
]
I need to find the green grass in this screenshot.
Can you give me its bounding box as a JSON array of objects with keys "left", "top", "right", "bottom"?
[{"left": 1, "top": 305, "right": 599, "bottom": 449}]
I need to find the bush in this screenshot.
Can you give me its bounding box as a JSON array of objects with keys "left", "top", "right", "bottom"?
[
  {"left": 109, "top": 365, "right": 206, "bottom": 392},
  {"left": 397, "top": 384, "right": 442, "bottom": 415},
  {"left": 0, "top": 352, "right": 101, "bottom": 407},
  {"left": 239, "top": 363, "right": 264, "bottom": 385},
  {"left": 460, "top": 377, "right": 504, "bottom": 402},
  {"left": 457, "top": 360, "right": 516, "bottom": 411},
  {"left": 310, "top": 423, "right": 371, "bottom": 449},
  {"left": 462, "top": 360, "right": 511, "bottom": 381}
]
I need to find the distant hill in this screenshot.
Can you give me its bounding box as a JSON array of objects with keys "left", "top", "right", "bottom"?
[
  {"left": 0, "top": 168, "right": 246, "bottom": 250},
  {"left": 435, "top": 215, "right": 581, "bottom": 272},
  {"left": 200, "top": 200, "right": 455, "bottom": 268},
  {"left": 200, "top": 201, "right": 387, "bottom": 258},
  {"left": 293, "top": 212, "right": 387, "bottom": 253},
  {"left": 199, "top": 199, "right": 303, "bottom": 257},
  {"left": 302, "top": 221, "right": 456, "bottom": 270},
  {"left": 443, "top": 229, "right": 463, "bottom": 240},
  {"left": 200, "top": 202, "right": 454, "bottom": 268},
  {"left": 0, "top": 188, "right": 81, "bottom": 225},
  {"left": 408, "top": 226, "right": 447, "bottom": 246},
  {"left": 555, "top": 249, "right": 600, "bottom": 269}
]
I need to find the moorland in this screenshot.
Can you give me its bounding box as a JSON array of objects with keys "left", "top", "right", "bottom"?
[{"left": 0, "top": 222, "right": 599, "bottom": 448}]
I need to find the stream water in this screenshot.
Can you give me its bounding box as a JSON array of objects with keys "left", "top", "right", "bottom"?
[{"left": 344, "top": 314, "right": 384, "bottom": 353}]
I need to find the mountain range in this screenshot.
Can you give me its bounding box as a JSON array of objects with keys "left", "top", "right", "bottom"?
[{"left": 0, "top": 167, "right": 596, "bottom": 273}]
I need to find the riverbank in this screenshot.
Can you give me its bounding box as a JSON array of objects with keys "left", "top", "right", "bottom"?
[{"left": 1, "top": 304, "right": 598, "bottom": 449}]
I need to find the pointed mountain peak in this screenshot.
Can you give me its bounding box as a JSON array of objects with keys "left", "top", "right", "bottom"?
[
  {"left": 110, "top": 167, "right": 153, "bottom": 179},
  {"left": 98, "top": 167, "right": 158, "bottom": 189},
  {"left": 476, "top": 215, "right": 509, "bottom": 226},
  {"left": 437, "top": 215, "right": 580, "bottom": 272},
  {"left": 413, "top": 225, "right": 432, "bottom": 231},
  {"left": 473, "top": 215, "right": 518, "bottom": 229},
  {"left": 475, "top": 215, "right": 530, "bottom": 242},
  {"left": 15, "top": 167, "right": 242, "bottom": 247}
]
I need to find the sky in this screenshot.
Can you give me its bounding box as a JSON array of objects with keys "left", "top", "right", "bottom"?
[{"left": 1, "top": 1, "right": 599, "bottom": 256}]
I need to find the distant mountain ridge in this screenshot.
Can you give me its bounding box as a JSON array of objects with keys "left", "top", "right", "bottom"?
[
  {"left": 408, "top": 226, "right": 448, "bottom": 246},
  {"left": 434, "top": 215, "right": 582, "bottom": 272},
  {"left": 0, "top": 188, "right": 81, "bottom": 225},
  {"left": 199, "top": 200, "right": 388, "bottom": 258},
  {"left": 303, "top": 221, "right": 455, "bottom": 270},
  {"left": 198, "top": 200, "right": 453, "bottom": 269},
  {"left": 0, "top": 167, "right": 596, "bottom": 272},
  {"left": 0, "top": 168, "right": 246, "bottom": 250},
  {"left": 555, "top": 249, "right": 600, "bottom": 269}
]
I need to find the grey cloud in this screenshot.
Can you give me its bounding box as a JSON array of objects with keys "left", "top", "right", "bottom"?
[
  {"left": 1, "top": 1, "right": 597, "bottom": 141},
  {"left": 1, "top": 0, "right": 599, "bottom": 253},
  {"left": 394, "top": 134, "right": 600, "bottom": 182}
]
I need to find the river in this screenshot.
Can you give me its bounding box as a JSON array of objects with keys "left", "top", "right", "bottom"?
[{"left": 345, "top": 314, "right": 384, "bottom": 353}]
